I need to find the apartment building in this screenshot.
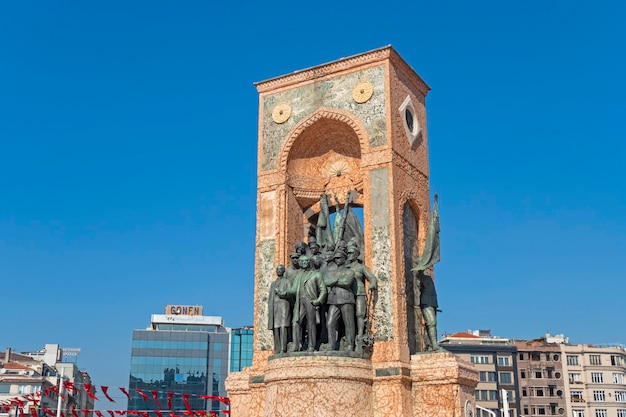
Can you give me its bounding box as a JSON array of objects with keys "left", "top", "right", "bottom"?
[{"left": 561, "top": 344, "right": 626, "bottom": 417}]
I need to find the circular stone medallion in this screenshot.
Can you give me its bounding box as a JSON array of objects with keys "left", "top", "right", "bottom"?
[
  {"left": 352, "top": 81, "right": 374, "bottom": 103},
  {"left": 272, "top": 102, "right": 292, "bottom": 124}
]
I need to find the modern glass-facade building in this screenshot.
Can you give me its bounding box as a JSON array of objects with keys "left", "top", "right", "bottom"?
[
  {"left": 128, "top": 308, "right": 230, "bottom": 415},
  {"left": 229, "top": 327, "right": 253, "bottom": 372}
]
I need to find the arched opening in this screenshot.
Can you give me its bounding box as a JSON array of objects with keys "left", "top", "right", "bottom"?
[
  {"left": 402, "top": 201, "right": 421, "bottom": 354},
  {"left": 285, "top": 116, "right": 363, "bottom": 211}
]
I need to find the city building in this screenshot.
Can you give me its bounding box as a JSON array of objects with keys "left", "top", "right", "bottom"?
[
  {"left": 442, "top": 331, "right": 626, "bottom": 417},
  {"left": 440, "top": 330, "right": 521, "bottom": 417},
  {"left": 0, "top": 345, "right": 93, "bottom": 417},
  {"left": 128, "top": 306, "right": 250, "bottom": 415},
  {"left": 229, "top": 327, "right": 253, "bottom": 373},
  {"left": 515, "top": 334, "right": 568, "bottom": 417},
  {"left": 561, "top": 343, "right": 626, "bottom": 417}
]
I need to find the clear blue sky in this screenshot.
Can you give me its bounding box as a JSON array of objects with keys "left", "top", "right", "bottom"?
[{"left": 2, "top": 0, "right": 625, "bottom": 400}]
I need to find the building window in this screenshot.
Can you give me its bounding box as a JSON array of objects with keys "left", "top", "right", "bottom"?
[
  {"left": 521, "top": 370, "right": 526, "bottom": 378},
  {"left": 471, "top": 355, "right": 490, "bottom": 364},
  {"left": 489, "top": 390, "right": 498, "bottom": 401},
  {"left": 523, "top": 408, "right": 529, "bottom": 415},
  {"left": 590, "top": 355, "right": 602, "bottom": 365},
  {"left": 572, "top": 391, "right": 584, "bottom": 402},
  {"left": 572, "top": 410, "right": 585, "bottom": 417},
  {"left": 520, "top": 353, "right": 525, "bottom": 360},
  {"left": 536, "top": 370, "right": 543, "bottom": 378},
  {"left": 476, "top": 390, "right": 488, "bottom": 401},
  {"left": 522, "top": 388, "right": 527, "bottom": 397},
  {"left": 536, "top": 388, "right": 544, "bottom": 397},
  {"left": 593, "top": 391, "right": 606, "bottom": 401},
  {"left": 570, "top": 373, "right": 582, "bottom": 383},
  {"left": 615, "top": 373, "right": 625, "bottom": 384},
  {"left": 498, "top": 357, "right": 511, "bottom": 366},
  {"left": 507, "top": 390, "right": 515, "bottom": 401},
  {"left": 592, "top": 373, "right": 604, "bottom": 383},
  {"left": 500, "top": 372, "right": 512, "bottom": 384},
  {"left": 568, "top": 355, "right": 580, "bottom": 366},
  {"left": 531, "top": 353, "right": 541, "bottom": 361},
  {"left": 616, "top": 391, "right": 626, "bottom": 402},
  {"left": 617, "top": 410, "right": 626, "bottom": 417},
  {"left": 595, "top": 410, "right": 607, "bottom": 417},
  {"left": 538, "top": 407, "right": 546, "bottom": 415},
  {"left": 612, "top": 356, "right": 624, "bottom": 366}
]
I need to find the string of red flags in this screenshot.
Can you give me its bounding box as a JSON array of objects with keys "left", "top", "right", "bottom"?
[
  {"left": 1, "top": 407, "right": 230, "bottom": 417},
  {"left": 0, "top": 385, "right": 230, "bottom": 415}
]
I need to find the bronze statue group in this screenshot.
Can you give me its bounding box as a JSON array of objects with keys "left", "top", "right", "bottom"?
[
  {"left": 267, "top": 191, "right": 445, "bottom": 356},
  {"left": 268, "top": 191, "right": 377, "bottom": 355}
]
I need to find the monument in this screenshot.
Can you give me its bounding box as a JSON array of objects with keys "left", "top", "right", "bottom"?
[{"left": 225, "top": 46, "right": 478, "bottom": 417}]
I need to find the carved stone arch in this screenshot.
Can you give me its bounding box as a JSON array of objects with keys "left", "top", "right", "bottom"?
[{"left": 277, "top": 107, "right": 370, "bottom": 212}]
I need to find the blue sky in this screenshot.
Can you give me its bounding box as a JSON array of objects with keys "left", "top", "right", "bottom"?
[{"left": 1, "top": 0, "right": 625, "bottom": 400}]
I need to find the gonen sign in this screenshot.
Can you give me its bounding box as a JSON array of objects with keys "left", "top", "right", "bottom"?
[{"left": 165, "top": 305, "right": 203, "bottom": 316}]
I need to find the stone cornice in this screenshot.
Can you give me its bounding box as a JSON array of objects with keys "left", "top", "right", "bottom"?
[{"left": 255, "top": 45, "right": 430, "bottom": 96}]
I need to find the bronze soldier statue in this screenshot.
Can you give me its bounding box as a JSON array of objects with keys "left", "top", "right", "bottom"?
[
  {"left": 268, "top": 264, "right": 292, "bottom": 354},
  {"left": 325, "top": 249, "right": 357, "bottom": 351},
  {"left": 346, "top": 244, "right": 377, "bottom": 352},
  {"left": 281, "top": 256, "right": 327, "bottom": 352}
]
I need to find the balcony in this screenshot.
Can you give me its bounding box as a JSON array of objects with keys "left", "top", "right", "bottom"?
[{"left": 571, "top": 398, "right": 585, "bottom": 403}]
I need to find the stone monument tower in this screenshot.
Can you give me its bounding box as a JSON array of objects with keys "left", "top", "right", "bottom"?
[{"left": 225, "top": 46, "right": 478, "bottom": 417}]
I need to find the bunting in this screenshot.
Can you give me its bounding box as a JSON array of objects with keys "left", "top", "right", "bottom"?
[{"left": 5, "top": 385, "right": 230, "bottom": 416}]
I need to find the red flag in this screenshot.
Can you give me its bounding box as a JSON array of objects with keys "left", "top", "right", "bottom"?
[
  {"left": 100, "top": 387, "right": 115, "bottom": 403},
  {"left": 95, "top": 411, "right": 104, "bottom": 417},
  {"left": 193, "top": 412, "right": 206, "bottom": 417},
  {"left": 167, "top": 412, "right": 177, "bottom": 417},
  {"left": 119, "top": 388, "right": 130, "bottom": 401},
  {"left": 141, "top": 412, "right": 149, "bottom": 417},
  {"left": 42, "top": 409, "right": 55, "bottom": 417},
  {"left": 209, "top": 412, "right": 217, "bottom": 417},
  {"left": 30, "top": 407, "right": 37, "bottom": 417},
  {"left": 61, "top": 411, "right": 66, "bottom": 417},
  {"left": 222, "top": 411, "right": 230, "bottom": 416},
  {"left": 81, "top": 410, "right": 89, "bottom": 415},
  {"left": 155, "top": 411, "right": 163, "bottom": 417},
  {"left": 150, "top": 391, "right": 162, "bottom": 410},
  {"left": 134, "top": 389, "right": 149, "bottom": 403},
  {"left": 49, "top": 387, "right": 59, "bottom": 394},
  {"left": 83, "top": 384, "right": 99, "bottom": 401},
  {"left": 215, "top": 397, "right": 229, "bottom": 406},
  {"left": 43, "top": 389, "right": 50, "bottom": 397},
  {"left": 182, "top": 394, "right": 192, "bottom": 416},
  {"left": 70, "top": 409, "right": 79, "bottom": 417},
  {"left": 167, "top": 392, "right": 174, "bottom": 410},
  {"left": 114, "top": 411, "right": 126, "bottom": 415},
  {"left": 106, "top": 411, "right": 114, "bottom": 417},
  {"left": 63, "top": 382, "right": 78, "bottom": 393}
]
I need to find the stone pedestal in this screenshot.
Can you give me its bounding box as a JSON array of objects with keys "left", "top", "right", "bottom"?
[
  {"left": 265, "top": 356, "right": 372, "bottom": 417},
  {"left": 225, "top": 352, "right": 478, "bottom": 417},
  {"left": 410, "top": 352, "right": 478, "bottom": 417}
]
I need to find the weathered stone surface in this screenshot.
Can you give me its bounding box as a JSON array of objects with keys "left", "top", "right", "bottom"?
[
  {"left": 260, "top": 65, "right": 386, "bottom": 171},
  {"left": 255, "top": 239, "right": 275, "bottom": 351},
  {"left": 410, "top": 352, "right": 479, "bottom": 417},
  {"left": 264, "top": 356, "right": 373, "bottom": 417}
]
